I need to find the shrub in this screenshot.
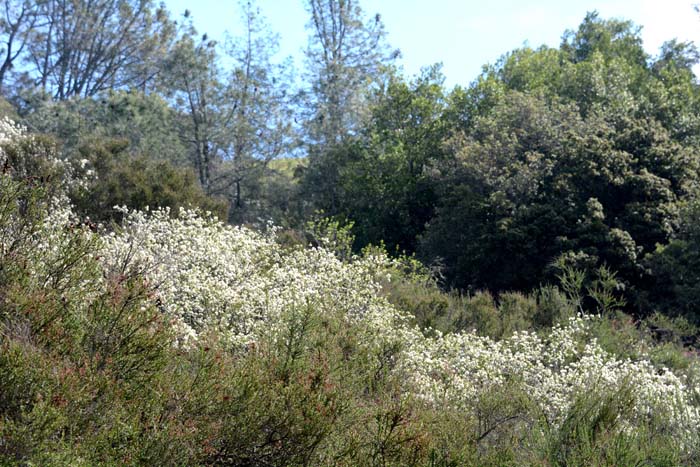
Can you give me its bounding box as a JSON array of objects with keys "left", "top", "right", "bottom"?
[
  {"left": 2, "top": 118, "right": 700, "bottom": 465},
  {"left": 73, "top": 137, "right": 228, "bottom": 224}
]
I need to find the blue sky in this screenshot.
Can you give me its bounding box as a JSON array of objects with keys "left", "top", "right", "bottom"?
[{"left": 164, "top": 0, "right": 700, "bottom": 87}]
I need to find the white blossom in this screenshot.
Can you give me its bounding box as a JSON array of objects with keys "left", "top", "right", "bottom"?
[{"left": 98, "top": 206, "right": 700, "bottom": 452}]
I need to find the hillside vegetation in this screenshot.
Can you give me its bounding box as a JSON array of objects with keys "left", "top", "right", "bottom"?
[
  {"left": 2, "top": 118, "right": 700, "bottom": 466},
  {"left": 2, "top": 0, "right": 700, "bottom": 465}
]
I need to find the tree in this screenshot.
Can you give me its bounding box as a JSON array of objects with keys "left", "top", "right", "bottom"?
[
  {"left": 414, "top": 13, "right": 700, "bottom": 315},
  {"left": 163, "top": 2, "right": 294, "bottom": 223},
  {"left": 422, "top": 93, "right": 595, "bottom": 293},
  {"left": 0, "top": 0, "right": 41, "bottom": 94},
  {"left": 162, "top": 20, "right": 222, "bottom": 195},
  {"left": 309, "top": 66, "right": 448, "bottom": 253},
  {"left": 303, "top": 0, "right": 398, "bottom": 147},
  {"left": 561, "top": 11, "right": 646, "bottom": 66},
  {"left": 644, "top": 199, "right": 700, "bottom": 323},
  {"left": 21, "top": 0, "right": 175, "bottom": 99},
  {"left": 21, "top": 89, "right": 188, "bottom": 164},
  {"left": 221, "top": 0, "right": 295, "bottom": 223},
  {"left": 422, "top": 87, "right": 697, "bottom": 312},
  {"left": 300, "top": 0, "right": 399, "bottom": 216}
]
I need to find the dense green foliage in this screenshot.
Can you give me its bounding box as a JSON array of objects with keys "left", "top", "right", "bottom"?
[
  {"left": 2, "top": 122, "right": 700, "bottom": 466},
  {"left": 2, "top": 1, "right": 700, "bottom": 464},
  {"left": 421, "top": 14, "right": 700, "bottom": 317},
  {"left": 307, "top": 11, "right": 700, "bottom": 322},
  {"left": 73, "top": 138, "right": 228, "bottom": 223},
  {"left": 304, "top": 66, "right": 448, "bottom": 253},
  {"left": 22, "top": 91, "right": 188, "bottom": 164},
  {"left": 646, "top": 201, "right": 700, "bottom": 319}
]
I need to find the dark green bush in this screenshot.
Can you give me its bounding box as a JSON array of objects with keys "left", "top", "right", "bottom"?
[{"left": 73, "top": 137, "right": 228, "bottom": 224}]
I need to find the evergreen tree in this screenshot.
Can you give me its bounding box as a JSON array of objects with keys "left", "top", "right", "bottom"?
[
  {"left": 221, "top": 0, "right": 295, "bottom": 223},
  {"left": 301, "top": 0, "right": 399, "bottom": 214},
  {"left": 21, "top": 0, "right": 176, "bottom": 99}
]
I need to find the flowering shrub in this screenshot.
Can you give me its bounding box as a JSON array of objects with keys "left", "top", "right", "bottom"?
[
  {"left": 0, "top": 117, "right": 24, "bottom": 147},
  {"left": 100, "top": 207, "right": 408, "bottom": 347},
  {"left": 402, "top": 316, "right": 700, "bottom": 447},
  {"left": 0, "top": 118, "right": 93, "bottom": 195},
  {"left": 99, "top": 205, "right": 700, "bottom": 454},
  {"left": 3, "top": 117, "right": 700, "bottom": 464}
]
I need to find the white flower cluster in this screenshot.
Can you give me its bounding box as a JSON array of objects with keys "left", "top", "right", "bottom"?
[
  {"left": 0, "top": 116, "right": 25, "bottom": 149},
  {"left": 0, "top": 117, "right": 94, "bottom": 194},
  {"left": 0, "top": 118, "right": 98, "bottom": 311},
  {"left": 401, "top": 316, "right": 700, "bottom": 446},
  {"left": 99, "top": 206, "right": 700, "bottom": 450},
  {"left": 100, "top": 207, "right": 407, "bottom": 346}
]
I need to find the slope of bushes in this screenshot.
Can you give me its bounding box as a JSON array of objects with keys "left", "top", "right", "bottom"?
[{"left": 2, "top": 119, "right": 700, "bottom": 465}]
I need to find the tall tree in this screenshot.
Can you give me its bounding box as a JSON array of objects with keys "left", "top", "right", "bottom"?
[
  {"left": 0, "top": 0, "right": 41, "bottom": 94},
  {"left": 21, "top": 89, "right": 188, "bottom": 164},
  {"left": 303, "top": 0, "right": 398, "bottom": 147},
  {"left": 22, "top": 0, "right": 175, "bottom": 99},
  {"left": 221, "top": 0, "right": 295, "bottom": 222},
  {"left": 310, "top": 66, "right": 448, "bottom": 252},
  {"left": 163, "top": 2, "right": 294, "bottom": 222},
  {"left": 301, "top": 0, "right": 398, "bottom": 214},
  {"left": 420, "top": 13, "right": 700, "bottom": 315},
  {"left": 162, "top": 23, "right": 222, "bottom": 194}
]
